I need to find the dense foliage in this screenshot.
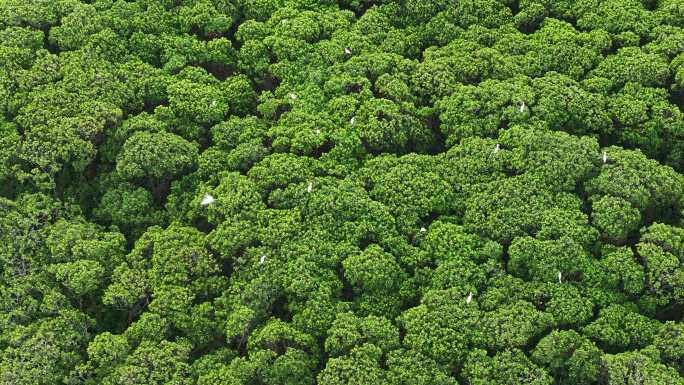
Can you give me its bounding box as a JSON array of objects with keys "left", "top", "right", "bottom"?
[{"left": 1, "top": 0, "right": 684, "bottom": 384}]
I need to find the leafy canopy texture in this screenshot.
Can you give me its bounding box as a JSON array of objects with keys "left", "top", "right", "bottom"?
[{"left": 2, "top": 0, "right": 684, "bottom": 384}]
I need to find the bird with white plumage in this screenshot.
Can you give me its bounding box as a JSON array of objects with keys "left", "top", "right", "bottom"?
[{"left": 200, "top": 194, "right": 215, "bottom": 206}]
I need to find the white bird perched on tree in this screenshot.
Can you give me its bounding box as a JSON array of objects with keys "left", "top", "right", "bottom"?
[
  {"left": 344, "top": 47, "right": 352, "bottom": 54},
  {"left": 494, "top": 143, "right": 500, "bottom": 153},
  {"left": 350, "top": 116, "right": 356, "bottom": 125},
  {"left": 602, "top": 151, "right": 607, "bottom": 164},
  {"left": 466, "top": 292, "right": 473, "bottom": 304},
  {"left": 200, "top": 194, "right": 215, "bottom": 206},
  {"left": 260, "top": 255, "right": 266, "bottom": 264},
  {"left": 288, "top": 92, "right": 297, "bottom": 100},
  {"left": 420, "top": 227, "right": 426, "bottom": 232},
  {"left": 315, "top": 129, "right": 321, "bottom": 134},
  {"left": 520, "top": 101, "right": 526, "bottom": 113},
  {"left": 210, "top": 100, "right": 217, "bottom": 108},
  {"left": 558, "top": 271, "right": 562, "bottom": 284},
  {"left": 307, "top": 182, "right": 313, "bottom": 193}
]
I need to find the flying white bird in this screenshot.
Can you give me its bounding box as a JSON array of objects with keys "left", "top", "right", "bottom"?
[
  {"left": 307, "top": 182, "right": 313, "bottom": 193},
  {"left": 520, "top": 101, "right": 526, "bottom": 113},
  {"left": 260, "top": 255, "right": 266, "bottom": 264},
  {"left": 494, "top": 143, "right": 500, "bottom": 153},
  {"left": 344, "top": 47, "right": 352, "bottom": 54},
  {"left": 288, "top": 92, "right": 297, "bottom": 100},
  {"left": 558, "top": 271, "right": 562, "bottom": 284},
  {"left": 602, "top": 151, "right": 607, "bottom": 164},
  {"left": 200, "top": 194, "right": 215, "bottom": 206},
  {"left": 466, "top": 292, "right": 473, "bottom": 304}
]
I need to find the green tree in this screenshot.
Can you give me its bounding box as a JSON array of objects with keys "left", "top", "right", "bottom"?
[
  {"left": 316, "top": 344, "right": 386, "bottom": 385},
  {"left": 461, "top": 349, "right": 553, "bottom": 385},
  {"left": 342, "top": 244, "right": 407, "bottom": 317},
  {"left": 479, "top": 300, "right": 554, "bottom": 351},
  {"left": 582, "top": 304, "right": 661, "bottom": 351},
  {"left": 592, "top": 195, "right": 641, "bottom": 244},
  {"left": 600, "top": 351, "right": 684, "bottom": 385},
  {"left": 398, "top": 289, "right": 483, "bottom": 369},
  {"left": 532, "top": 330, "right": 602, "bottom": 384},
  {"left": 116, "top": 131, "right": 198, "bottom": 191},
  {"left": 324, "top": 312, "right": 400, "bottom": 357},
  {"left": 385, "top": 349, "right": 456, "bottom": 385}
]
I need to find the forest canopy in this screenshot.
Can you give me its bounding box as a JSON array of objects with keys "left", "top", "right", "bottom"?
[{"left": 1, "top": 0, "right": 684, "bottom": 384}]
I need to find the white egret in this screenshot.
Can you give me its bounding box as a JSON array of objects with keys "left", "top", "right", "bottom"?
[
  {"left": 201, "top": 194, "right": 215, "bottom": 206},
  {"left": 602, "top": 151, "right": 607, "bottom": 164},
  {"left": 520, "top": 101, "right": 526, "bottom": 112},
  {"left": 350, "top": 116, "right": 356, "bottom": 125},
  {"left": 288, "top": 92, "right": 297, "bottom": 100},
  {"left": 494, "top": 143, "right": 500, "bottom": 153},
  {"left": 466, "top": 292, "right": 473, "bottom": 304},
  {"left": 307, "top": 182, "right": 313, "bottom": 193},
  {"left": 558, "top": 271, "right": 562, "bottom": 284},
  {"left": 344, "top": 47, "right": 352, "bottom": 54},
  {"left": 420, "top": 227, "right": 426, "bottom": 232},
  {"left": 260, "top": 255, "right": 266, "bottom": 264}
]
